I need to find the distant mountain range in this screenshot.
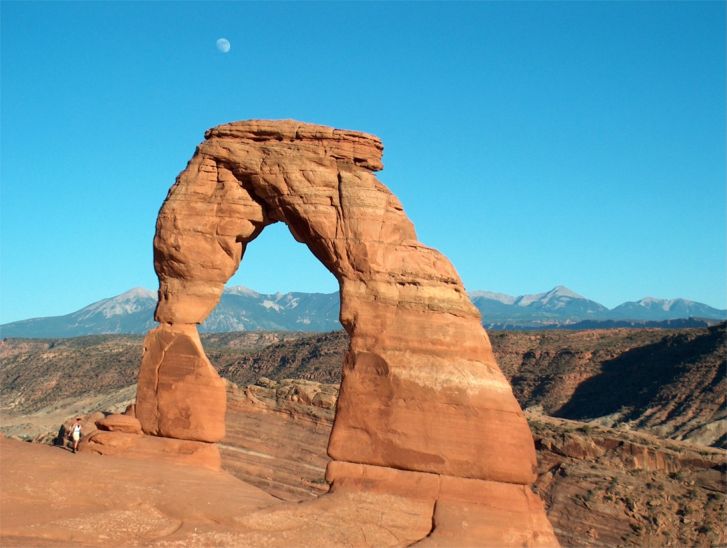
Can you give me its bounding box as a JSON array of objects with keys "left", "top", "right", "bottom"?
[
  {"left": 0, "top": 287, "right": 339, "bottom": 338},
  {"left": 1, "top": 285, "right": 724, "bottom": 338},
  {"left": 470, "top": 286, "right": 726, "bottom": 329}
]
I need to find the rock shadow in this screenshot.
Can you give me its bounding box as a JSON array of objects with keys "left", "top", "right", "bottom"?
[
  {"left": 52, "top": 424, "right": 70, "bottom": 450},
  {"left": 554, "top": 324, "right": 726, "bottom": 421}
]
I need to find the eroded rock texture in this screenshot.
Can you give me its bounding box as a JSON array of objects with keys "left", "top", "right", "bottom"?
[{"left": 138, "top": 120, "right": 558, "bottom": 546}]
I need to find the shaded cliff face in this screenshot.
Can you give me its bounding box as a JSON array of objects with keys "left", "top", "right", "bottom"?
[
  {"left": 494, "top": 324, "right": 727, "bottom": 448},
  {"left": 552, "top": 326, "right": 726, "bottom": 441}
]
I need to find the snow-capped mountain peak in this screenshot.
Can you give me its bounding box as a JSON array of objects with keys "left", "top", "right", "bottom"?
[
  {"left": 514, "top": 286, "right": 592, "bottom": 309},
  {"left": 545, "top": 285, "right": 585, "bottom": 300},
  {"left": 470, "top": 285, "right": 609, "bottom": 322},
  {"left": 609, "top": 297, "right": 725, "bottom": 321},
  {"left": 1, "top": 286, "right": 724, "bottom": 338},
  {"left": 118, "top": 287, "right": 156, "bottom": 300},
  {"left": 469, "top": 291, "right": 516, "bottom": 305},
  {"left": 514, "top": 291, "right": 546, "bottom": 307},
  {"left": 636, "top": 297, "right": 694, "bottom": 311},
  {"left": 225, "top": 285, "right": 261, "bottom": 298},
  {"left": 78, "top": 287, "right": 156, "bottom": 319}
]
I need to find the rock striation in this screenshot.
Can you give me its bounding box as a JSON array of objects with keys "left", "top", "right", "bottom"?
[{"left": 136, "top": 119, "right": 558, "bottom": 545}]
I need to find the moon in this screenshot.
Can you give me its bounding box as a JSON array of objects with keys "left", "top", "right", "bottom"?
[{"left": 216, "top": 38, "right": 231, "bottom": 53}]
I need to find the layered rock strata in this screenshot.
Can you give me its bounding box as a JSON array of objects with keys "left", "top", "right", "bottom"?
[
  {"left": 224, "top": 379, "right": 727, "bottom": 547},
  {"left": 137, "top": 119, "right": 557, "bottom": 545}
]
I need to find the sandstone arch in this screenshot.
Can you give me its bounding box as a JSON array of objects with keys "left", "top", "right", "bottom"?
[{"left": 135, "top": 120, "right": 558, "bottom": 545}]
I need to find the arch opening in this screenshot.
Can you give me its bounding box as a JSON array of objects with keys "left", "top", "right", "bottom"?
[{"left": 201, "top": 222, "right": 340, "bottom": 334}]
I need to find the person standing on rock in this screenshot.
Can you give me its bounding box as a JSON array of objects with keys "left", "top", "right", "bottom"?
[{"left": 69, "top": 418, "right": 82, "bottom": 453}]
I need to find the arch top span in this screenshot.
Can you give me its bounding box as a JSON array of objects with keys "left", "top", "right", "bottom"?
[
  {"left": 204, "top": 119, "right": 385, "bottom": 171},
  {"left": 141, "top": 119, "right": 539, "bottom": 486}
]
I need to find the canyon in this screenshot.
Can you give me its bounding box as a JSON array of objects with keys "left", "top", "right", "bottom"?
[{"left": 1, "top": 324, "right": 725, "bottom": 545}]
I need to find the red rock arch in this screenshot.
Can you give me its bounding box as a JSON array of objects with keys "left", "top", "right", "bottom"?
[{"left": 135, "top": 120, "right": 558, "bottom": 545}]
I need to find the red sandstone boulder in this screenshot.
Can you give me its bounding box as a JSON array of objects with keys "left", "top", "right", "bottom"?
[
  {"left": 95, "top": 414, "right": 142, "bottom": 434},
  {"left": 81, "top": 431, "right": 221, "bottom": 471},
  {"left": 136, "top": 324, "right": 226, "bottom": 443}
]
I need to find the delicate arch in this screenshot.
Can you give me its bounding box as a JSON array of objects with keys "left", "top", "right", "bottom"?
[{"left": 139, "top": 119, "right": 535, "bottom": 483}]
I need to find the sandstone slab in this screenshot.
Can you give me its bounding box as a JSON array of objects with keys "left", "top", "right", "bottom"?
[
  {"left": 95, "top": 413, "right": 142, "bottom": 434},
  {"left": 81, "top": 430, "right": 221, "bottom": 471},
  {"left": 0, "top": 436, "right": 275, "bottom": 546},
  {"left": 327, "top": 460, "right": 558, "bottom": 547}
]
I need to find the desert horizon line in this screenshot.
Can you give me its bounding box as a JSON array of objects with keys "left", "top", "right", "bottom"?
[
  {"left": 2, "top": 282, "right": 725, "bottom": 328},
  {"left": 114, "top": 284, "right": 727, "bottom": 308}
]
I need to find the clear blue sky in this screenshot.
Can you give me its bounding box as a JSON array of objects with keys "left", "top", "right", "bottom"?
[{"left": 1, "top": 1, "right": 725, "bottom": 323}]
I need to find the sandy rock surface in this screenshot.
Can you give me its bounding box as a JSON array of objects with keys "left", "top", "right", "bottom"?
[
  {"left": 0, "top": 437, "right": 512, "bottom": 547},
  {"left": 0, "top": 436, "right": 274, "bottom": 546}
]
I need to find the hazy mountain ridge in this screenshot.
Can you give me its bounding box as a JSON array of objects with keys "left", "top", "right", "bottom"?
[
  {"left": 471, "top": 285, "right": 609, "bottom": 325},
  {"left": 473, "top": 286, "right": 726, "bottom": 328},
  {"left": 608, "top": 297, "right": 725, "bottom": 321},
  {"left": 0, "top": 287, "right": 341, "bottom": 338},
  {"left": 1, "top": 285, "right": 724, "bottom": 338}
]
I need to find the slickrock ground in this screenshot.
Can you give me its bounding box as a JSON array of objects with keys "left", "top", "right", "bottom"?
[
  {"left": 0, "top": 435, "right": 276, "bottom": 546},
  {"left": 0, "top": 435, "right": 444, "bottom": 547},
  {"left": 4, "top": 377, "right": 722, "bottom": 547}
]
